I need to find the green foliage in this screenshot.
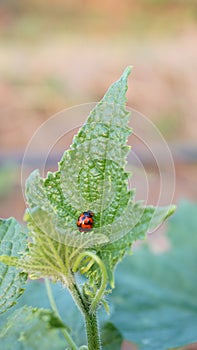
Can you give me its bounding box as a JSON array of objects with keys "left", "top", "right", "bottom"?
[
  {"left": 22, "top": 67, "right": 174, "bottom": 295},
  {"left": 0, "top": 306, "right": 66, "bottom": 350},
  {"left": 101, "top": 322, "right": 123, "bottom": 349},
  {"left": 0, "top": 280, "right": 122, "bottom": 349},
  {"left": 110, "top": 201, "right": 197, "bottom": 350},
  {"left": 14, "top": 280, "right": 86, "bottom": 347},
  {"left": 0, "top": 68, "right": 177, "bottom": 349},
  {"left": 94, "top": 205, "right": 175, "bottom": 288},
  {"left": 1, "top": 203, "right": 196, "bottom": 350},
  {"left": 0, "top": 218, "right": 27, "bottom": 314}
]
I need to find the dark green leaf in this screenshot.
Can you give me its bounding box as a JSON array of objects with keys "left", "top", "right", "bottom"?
[
  {"left": 101, "top": 322, "right": 123, "bottom": 350},
  {"left": 0, "top": 218, "right": 27, "bottom": 314},
  {"left": 0, "top": 280, "right": 122, "bottom": 348},
  {"left": 0, "top": 280, "right": 86, "bottom": 346},
  {"left": 0, "top": 306, "right": 66, "bottom": 350},
  {"left": 110, "top": 202, "right": 197, "bottom": 350}
]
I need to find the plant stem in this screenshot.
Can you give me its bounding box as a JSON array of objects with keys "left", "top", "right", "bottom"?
[
  {"left": 66, "top": 274, "right": 101, "bottom": 350},
  {"left": 67, "top": 274, "right": 88, "bottom": 314},
  {"left": 45, "top": 278, "right": 60, "bottom": 316},
  {"left": 85, "top": 311, "right": 101, "bottom": 350},
  {"left": 45, "top": 278, "right": 79, "bottom": 350},
  {"left": 72, "top": 251, "right": 108, "bottom": 313}
]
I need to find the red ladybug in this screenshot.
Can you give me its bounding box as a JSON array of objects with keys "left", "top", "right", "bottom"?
[{"left": 77, "top": 211, "right": 94, "bottom": 232}]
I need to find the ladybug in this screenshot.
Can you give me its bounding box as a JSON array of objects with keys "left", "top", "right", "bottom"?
[{"left": 77, "top": 211, "right": 94, "bottom": 232}]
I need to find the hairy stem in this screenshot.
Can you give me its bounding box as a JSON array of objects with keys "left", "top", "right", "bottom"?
[
  {"left": 66, "top": 273, "right": 88, "bottom": 315},
  {"left": 45, "top": 278, "right": 78, "bottom": 350},
  {"left": 72, "top": 251, "right": 107, "bottom": 313},
  {"left": 66, "top": 273, "right": 102, "bottom": 350},
  {"left": 85, "top": 311, "right": 101, "bottom": 350}
]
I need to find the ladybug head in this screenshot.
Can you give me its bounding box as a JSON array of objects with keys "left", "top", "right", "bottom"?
[{"left": 84, "top": 211, "right": 94, "bottom": 217}]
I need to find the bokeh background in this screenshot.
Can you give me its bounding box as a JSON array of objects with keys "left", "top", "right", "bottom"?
[{"left": 0, "top": 1, "right": 197, "bottom": 349}]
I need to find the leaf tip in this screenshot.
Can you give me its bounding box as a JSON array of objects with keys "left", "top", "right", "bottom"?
[
  {"left": 166, "top": 204, "right": 177, "bottom": 219},
  {"left": 124, "top": 65, "right": 133, "bottom": 75},
  {"left": 121, "top": 66, "right": 133, "bottom": 83}
]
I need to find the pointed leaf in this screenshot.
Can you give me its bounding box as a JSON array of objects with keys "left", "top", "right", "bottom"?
[{"left": 23, "top": 67, "right": 175, "bottom": 290}]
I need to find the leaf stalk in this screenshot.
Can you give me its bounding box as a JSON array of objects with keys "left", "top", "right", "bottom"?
[{"left": 45, "top": 278, "right": 79, "bottom": 350}]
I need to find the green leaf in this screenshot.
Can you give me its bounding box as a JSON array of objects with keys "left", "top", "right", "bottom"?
[
  {"left": 101, "top": 322, "right": 123, "bottom": 350},
  {"left": 0, "top": 306, "right": 66, "bottom": 350},
  {"left": 22, "top": 205, "right": 107, "bottom": 282},
  {"left": 22, "top": 67, "right": 132, "bottom": 283},
  {"left": 59, "top": 66, "right": 132, "bottom": 224},
  {"left": 24, "top": 67, "right": 132, "bottom": 248},
  {"left": 0, "top": 280, "right": 122, "bottom": 349},
  {"left": 23, "top": 67, "right": 175, "bottom": 291},
  {"left": 0, "top": 218, "right": 27, "bottom": 314},
  {"left": 110, "top": 201, "right": 197, "bottom": 350},
  {"left": 0, "top": 280, "right": 86, "bottom": 346},
  {"left": 96, "top": 204, "right": 175, "bottom": 288}
]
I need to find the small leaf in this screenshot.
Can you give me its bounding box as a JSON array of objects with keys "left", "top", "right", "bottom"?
[
  {"left": 101, "top": 322, "right": 123, "bottom": 350},
  {"left": 0, "top": 306, "right": 66, "bottom": 350},
  {"left": 148, "top": 204, "right": 176, "bottom": 231},
  {"left": 110, "top": 202, "right": 197, "bottom": 350},
  {"left": 0, "top": 218, "right": 27, "bottom": 314}
]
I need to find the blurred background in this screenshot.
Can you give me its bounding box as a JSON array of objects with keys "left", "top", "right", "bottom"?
[
  {"left": 0, "top": 1, "right": 197, "bottom": 348},
  {"left": 1, "top": 0, "right": 197, "bottom": 218}
]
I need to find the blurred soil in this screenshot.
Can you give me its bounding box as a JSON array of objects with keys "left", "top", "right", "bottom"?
[{"left": 1, "top": 30, "right": 197, "bottom": 150}]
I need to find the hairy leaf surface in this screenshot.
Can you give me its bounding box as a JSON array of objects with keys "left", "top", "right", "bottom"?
[
  {"left": 0, "top": 218, "right": 27, "bottom": 314},
  {"left": 23, "top": 67, "right": 175, "bottom": 288}
]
